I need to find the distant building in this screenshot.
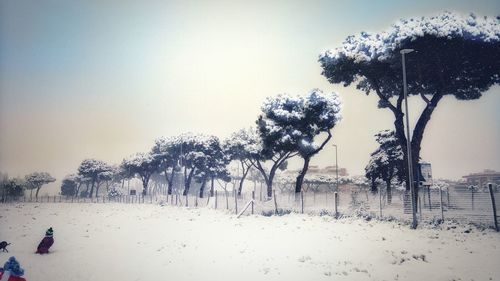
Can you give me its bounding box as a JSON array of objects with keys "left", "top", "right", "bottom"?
[
  {"left": 462, "top": 169, "right": 500, "bottom": 188},
  {"left": 321, "top": 165, "right": 349, "bottom": 177},
  {"left": 283, "top": 165, "right": 348, "bottom": 177}
]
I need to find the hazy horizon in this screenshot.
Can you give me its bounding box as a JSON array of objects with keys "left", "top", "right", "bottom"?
[{"left": 1, "top": 0, "right": 500, "bottom": 194}]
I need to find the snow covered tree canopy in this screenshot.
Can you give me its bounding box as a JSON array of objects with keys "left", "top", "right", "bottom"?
[
  {"left": 320, "top": 12, "right": 499, "bottom": 191},
  {"left": 121, "top": 152, "right": 159, "bottom": 176},
  {"left": 152, "top": 136, "right": 181, "bottom": 171},
  {"left": 161, "top": 133, "right": 231, "bottom": 181},
  {"left": 167, "top": 133, "right": 226, "bottom": 168},
  {"left": 78, "top": 159, "right": 113, "bottom": 181},
  {"left": 319, "top": 12, "right": 500, "bottom": 102},
  {"left": 223, "top": 127, "right": 263, "bottom": 161},
  {"left": 121, "top": 152, "right": 160, "bottom": 195},
  {"left": 257, "top": 89, "right": 342, "bottom": 157},
  {"left": 24, "top": 172, "right": 56, "bottom": 189}
]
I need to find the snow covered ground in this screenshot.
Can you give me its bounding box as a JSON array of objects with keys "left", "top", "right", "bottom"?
[{"left": 0, "top": 203, "right": 499, "bottom": 281}]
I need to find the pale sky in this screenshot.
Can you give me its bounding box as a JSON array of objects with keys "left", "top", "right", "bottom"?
[{"left": 1, "top": 0, "right": 499, "bottom": 193}]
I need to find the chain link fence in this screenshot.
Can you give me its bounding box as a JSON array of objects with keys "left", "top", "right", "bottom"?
[{"left": 1, "top": 183, "right": 498, "bottom": 230}]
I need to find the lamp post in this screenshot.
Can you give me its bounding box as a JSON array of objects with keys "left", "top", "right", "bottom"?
[
  {"left": 333, "top": 144, "right": 339, "bottom": 191},
  {"left": 401, "top": 48, "right": 417, "bottom": 229}
]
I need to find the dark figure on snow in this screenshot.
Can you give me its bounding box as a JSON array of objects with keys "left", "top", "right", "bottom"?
[
  {"left": 36, "top": 227, "right": 54, "bottom": 254},
  {"left": 0, "top": 242, "right": 10, "bottom": 253},
  {"left": 0, "top": 256, "right": 27, "bottom": 281}
]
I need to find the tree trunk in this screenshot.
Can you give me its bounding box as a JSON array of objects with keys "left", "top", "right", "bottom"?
[
  {"left": 237, "top": 162, "right": 250, "bottom": 196},
  {"left": 35, "top": 186, "right": 41, "bottom": 199},
  {"left": 385, "top": 180, "right": 392, "bottom": 204},
  {"left": 252, "top": 154, "right": 292, "bottom": 200},
  {"left": 95, "top": 181, "right": 100, "bottom": 198},
  {"left": 210, "top": 177, "right": 215, "bottom": 197},
  {"left": 370, "top": 178, "right": 378, "bottom": 193},
  {"left": 89, "top": 181, "right": 95, "bottom": 198},
  {"left": 142, "top": 176, "right": 149, "bottom": 196},
  {"left": 165, "top": 170, "right": 175, "bottom": 195},
  {"left": 294, "top": 157, "right": 311, "bottom": 197},
  {"left": 199, "top": 176, "right": 207, "bottom": 198},
  {"left": 410, "top": 92, "right": 444, "bottom": 209},
  {"left": 267, "top": 167, "right": 278, "bottom": 199},
  {"left": 182, "top": 169, "right": 195, "bottom": 196},
  {"left": 75, "top": 182, "right": 82, "bottom": 198}
]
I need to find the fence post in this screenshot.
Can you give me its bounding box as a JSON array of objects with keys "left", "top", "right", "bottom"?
[
  {"left": 225, "top": 190, "right": 229, "bottom": 210},
  {"left": 273, "top": 190, "right": 278, "bottom": 215},
  {"left": 251, "top": 191, "right": 255, "bottom": 215},
  {"left": 379, "top": 188, "right": 382, "bottom": 218},
  {"left": 234, "top": 190, "right": 238, "bottom": 214},
  {"left": 259, "top": 182, "right": 262, "bottom": 201},
  {"left": 215, "top": 190, "right": 218, "bottom": 209},
  {"left": 185, "top": 195, "right": 188, "bottom": 207},
  {"left": 334, "top": 192, "right": 338, "bottom": 218},
  {"left": 300, "top": 191, "right": 304, "bottom": 214},
  {"left": 195, "top": 195, "right": 198, "bottom": 207},
  {"left": 488, "top": 184, "right": 498, "bottom": 232},
  {"left": 434, "top": 188, "right": 441, "bottom": 223},
  {"left": 447, "top": 187, "right": 450, "bottom": 207},
  {"left": 418, "top": 194, "right": 422, "bottom": 221},
  {"left": 471, "top": 186, "right": 475, "bottom": 210}
]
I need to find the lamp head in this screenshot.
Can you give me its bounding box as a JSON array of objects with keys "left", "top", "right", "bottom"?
[{"left": 400, "top": 49, "right": 415, "bottom": 54}]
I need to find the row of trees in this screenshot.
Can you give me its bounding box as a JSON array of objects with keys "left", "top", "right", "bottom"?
[
  {"left": 0, "top": 171, "right": 55, "bottom": 201},
  {"left": 6, "top": 13, "right": 495, "bottom": 205},
  {"left": 61, "top": 90, "right": 342, "bottom": 199}
]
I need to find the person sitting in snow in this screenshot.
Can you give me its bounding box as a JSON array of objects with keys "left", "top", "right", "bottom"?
[
  {"left": 0, "top": 256, "right": 27, "bottom": 281},
  {"left": 36, "top": 227, "right": 54, "bottom": 254}
]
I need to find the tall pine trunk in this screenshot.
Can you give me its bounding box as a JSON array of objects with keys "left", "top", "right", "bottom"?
[
  {"left": 237, "top": 163, "right": 250, "bottom": 196},
  {"left": 35, "top": 186, "right": 41, "bottom": 199},
  {"left": 95, "top": 181, "right": 101, "bottom": 198},
  {"left": 385, "top": 180, "right": 392, "bottom": 204},
  {"left": 182, "top": 169, "right": 195, "bottom": 196},
  {"left": 209, "top": 177, "right": 215, "bottom": 197},
  {"left": 165, "top": 170, "right": 175, "bottom": 195},
  {"left": 142, "top": 178, "right": 149, "bottom": 196},
  {"left": 75, "top": 182, "right": 82, "bottom": 198},
  {"left": 199, "top": 176, "right": 208, "bottom": 198},
  {"left": 89, "top": 181, "right": 95, "bottom": 198},
  {"left": 294, "top": 157, "right": 311, "bottom": 198}
]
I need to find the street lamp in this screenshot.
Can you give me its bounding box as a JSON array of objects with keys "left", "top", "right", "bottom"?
[
  {"left": 401, "top": 48, "right": 417, "bottom": 229},
  {"left": 333, "top": 144, "right": 339, "bottom": 191}
]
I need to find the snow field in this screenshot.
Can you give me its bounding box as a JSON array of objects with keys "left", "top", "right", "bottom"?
[{"left": 0, "top": 203, "right": 499, "bottom": 281}]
